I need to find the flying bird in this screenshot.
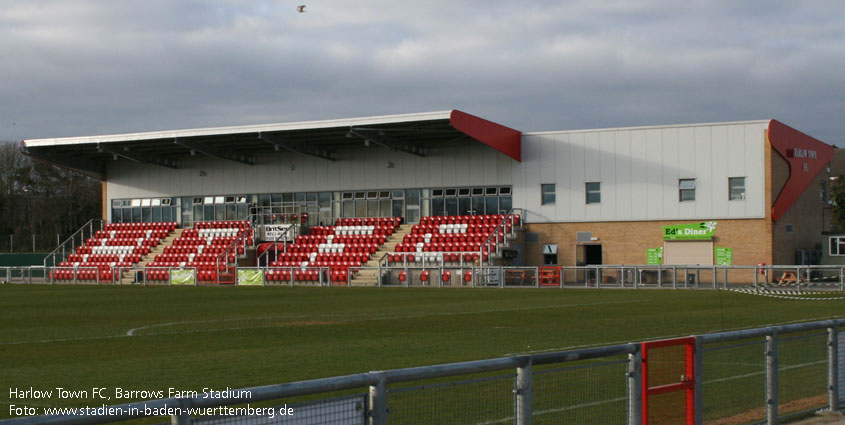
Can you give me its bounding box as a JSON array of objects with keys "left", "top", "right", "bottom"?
[{"left": 297, "top": 5, "right": 306, "bottom": 13}]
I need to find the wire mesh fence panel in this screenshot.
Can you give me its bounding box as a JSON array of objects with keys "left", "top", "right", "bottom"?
[
  {"left": 386, "top": 373, "right": 516, "bottom": 425},
  {"left": 777, "top": 332, "right": 829, "bottom": 419},
  {"left": 647, "top": 391, "right": 687, "bottom": 425},
  {"left": 839, "top": 331, "right": 845, "bottom": 403},
  {"left": 532, "top": 358, "right": 629, "bottom": 425},
  {"left": 192, "top": 394, "right": 367, "bottom": 425},
  {"left": 701, "top": 339, "right": 766, "bottom": 424}
]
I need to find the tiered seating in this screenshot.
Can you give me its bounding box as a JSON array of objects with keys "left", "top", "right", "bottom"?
[
  {"left": 388, "top": 214, "right": 520, "bottom": 264},
  {"left": 145, "top": 220, "right": 252, "bottom": 283},
  {"left": 266, "top": 218, "right": 401, "bottom": 284},
  {"left": 51, "top": 222, "right": 176, "bottom": 282}
]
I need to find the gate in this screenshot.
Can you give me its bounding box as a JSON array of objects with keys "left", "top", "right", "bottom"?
[{"left": 641, "top": 337, "right": 695, "bottom": 425}]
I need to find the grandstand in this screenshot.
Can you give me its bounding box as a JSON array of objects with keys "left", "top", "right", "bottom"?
[
  {"left": 19, "top": 110, "right": 836, "bottom": 282},
  {"left": 42, "top": 212, "right": 522, "bottom": 286}
]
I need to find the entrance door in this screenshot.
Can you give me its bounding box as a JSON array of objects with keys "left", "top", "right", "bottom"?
[
  {"left": 585, "top": 245, "right": 602, "bottom": 265},
  {"left": 576, "top": 244, "right": 602, "bottom": 284}
]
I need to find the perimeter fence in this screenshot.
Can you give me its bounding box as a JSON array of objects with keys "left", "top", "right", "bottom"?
[
  {"left": 3, "top": 319, "right": 843, "bottom": 425},
  {"left": 4, "top": 264, "right": 845, "bottom": 290}
]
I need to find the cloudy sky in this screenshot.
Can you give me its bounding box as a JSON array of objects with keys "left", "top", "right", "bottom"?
[{"left": 1, "top": 1, "right": 843, "bottom": 146}]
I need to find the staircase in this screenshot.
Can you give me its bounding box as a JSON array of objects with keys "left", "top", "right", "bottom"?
[
  {"left": 350, "top": 224, "right": 413, "bottom": 286},
  {"left": 119, "top": 229, "right": 183, "bottom": 285}
]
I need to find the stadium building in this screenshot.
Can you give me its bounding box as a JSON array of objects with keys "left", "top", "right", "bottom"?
[{"left": 21, "top": 110, "right": 834, "bottom": 272}]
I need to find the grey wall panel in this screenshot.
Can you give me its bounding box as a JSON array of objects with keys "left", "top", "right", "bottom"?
[
  {"left": 599, "top": 131, "right": 616, "bottom": 221},
  {"left": 646, "top": 128, "right": 663, "bottom": 219},
  {"left": 661, "top": 128, "right": 679, "bottom": 219},
  {"left": 106, "top": 144, "right": 514, "bottom": 202},
  {"left": 517, "top": 121, "right": 768, "bottom": 223},
  {"left": 107, "top": 121, "right": 768, "bottom": 224},
  {"left": 629, "top": 129, "right": 648, "bottom": 220},
  {"left": 614, "top": 131, "right": 632, "bottom": 220}
]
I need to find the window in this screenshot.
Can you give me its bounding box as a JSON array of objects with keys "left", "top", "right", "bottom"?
[
  {"left": 830, "top": 236, "right": 845, "bottom": 256},
  {"left": 729, "top": 177, "right": 746, "bottom": 200},
  {"left": 585, "top": 182, "right": 601, "bottom": 204},
  {"left": 458, "top": 188, "right": 470, "bottom": 197},
  {"left": 679, "top": 179, "right": 696, "bottom": 202},
  {"left": 499, "top": 186, "right": 512, "bottom": 196},
  {"left": 485, "top": 187, "right": 498, "bottom": 195},
  {"left": 785, "top": 224, "right": 793, "bottom": 233},
  {"left": 541, "top": 184, "right": 556, "bottom": 205},
  {"left": 445, "top": 188, "right": 457, "bottom": 197},
  {"left": 820, "top": 180, "right": 828, "bottom": 203},
  {"left": 432, "top": 189, "right": 444, "bottom": 197},
  {"left": 471, "top": 188, "right": 484, "bottom": 197}
]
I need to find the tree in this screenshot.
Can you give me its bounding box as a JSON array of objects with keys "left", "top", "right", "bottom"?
[
  {"left": 0, "top": 141, "right": 102, "bottom": 252},
  {"left": 830, "top": 175, "right": 845, "bottom": 232}
]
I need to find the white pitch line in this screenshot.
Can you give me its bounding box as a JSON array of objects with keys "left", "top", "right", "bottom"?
[{"left": 2, "top": 299, "right": 648, "bottom": 345}]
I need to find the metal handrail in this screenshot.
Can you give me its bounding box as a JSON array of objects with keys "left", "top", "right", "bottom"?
[
  {"left": 478, "top": 212, "right": 520, "bottom": 266},
  {"left": 255, "top": 223, "right": 298, "bottom": 268},
  {"left": 214, "top": 221, "right": 255, "bottom": 284},
  {"left": 42, "top": 219, "right": 103, "bottom": 268}
]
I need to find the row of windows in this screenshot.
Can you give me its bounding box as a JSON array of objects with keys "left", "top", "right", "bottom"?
[
  {"left": 540, "top": 177, "right": 747, "bottom": 205},
  {"left": 111, "top": 187, "right": 514, "bottom": 226}
]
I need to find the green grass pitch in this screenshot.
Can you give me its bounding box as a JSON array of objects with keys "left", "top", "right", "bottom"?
[{"left": 1, "top": 284, "right": 843, "bottom": 420}]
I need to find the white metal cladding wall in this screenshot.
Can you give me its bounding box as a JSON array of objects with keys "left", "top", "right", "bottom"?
[
  {"left": 105, "top": 142, "right": 514, "bottom": 201},
  {"left": 512, "top": 121, "right": 769, "bottom": 223}
]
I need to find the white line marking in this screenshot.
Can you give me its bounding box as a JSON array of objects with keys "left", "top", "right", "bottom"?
[{"left": 2, "top": 299, "right": 648, "bottom": 345}]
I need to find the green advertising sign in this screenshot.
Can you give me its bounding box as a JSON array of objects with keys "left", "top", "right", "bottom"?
[
  {"left": 237, "top": 269, "right": 265, "bottom": 286},
  {"left": 714, "top": 246, "right": 733, "bottom": 265},
  {"left": 663, "top": 221, "right": 717, "bottom": 240},
  {"left": 646, "top": 247, "right": 663, "bottom": 265},
  {"left": 170, "top": 269, "right": 196, "bottom": 285}
]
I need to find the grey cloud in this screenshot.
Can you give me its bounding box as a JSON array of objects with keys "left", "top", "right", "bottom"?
[{"left": 0, "top": 0, "right": 843, "bottom": 147}]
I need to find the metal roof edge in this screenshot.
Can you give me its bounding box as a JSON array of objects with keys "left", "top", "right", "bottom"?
[
  {"left": 23, "top": 110, "right": 455, "bottom": 147},
  {"left": 523, "top": 119, "right": 773, "bottom": 136}
]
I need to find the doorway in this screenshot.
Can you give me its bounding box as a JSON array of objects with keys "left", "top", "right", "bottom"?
[{"left": 575, "top": 244, "right": 602, "bottom": 284}]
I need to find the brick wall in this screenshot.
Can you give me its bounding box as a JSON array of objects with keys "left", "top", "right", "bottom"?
[{"left": 523, "top": 218, "right": 771, "bottom": 267}]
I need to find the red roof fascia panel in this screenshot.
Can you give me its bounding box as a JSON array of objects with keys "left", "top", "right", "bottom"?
[
  {"left": 769, "top": 119, "right": 834, "bottom": 221},
  {"left": 450, "top": 110, "right": 522, "bottom": 162}
]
